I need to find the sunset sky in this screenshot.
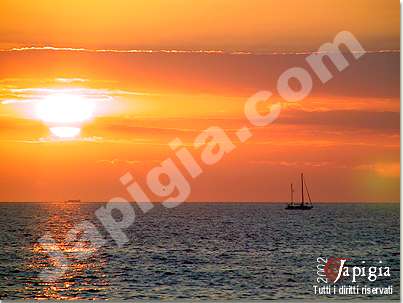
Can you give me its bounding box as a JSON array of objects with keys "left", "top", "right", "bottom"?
[{"left": 0, "top": 0, "right": 399, "bottom": 202}]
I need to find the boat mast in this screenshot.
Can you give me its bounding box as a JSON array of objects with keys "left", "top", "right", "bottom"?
[
  {"left": 290, "top": 183, "right": 294, "bottom": 203},
  {"left": 301, "top": 173, "right": 304, "bottom": 205},
  {"left": 304, "top": 178, "right": 312, "bottom": 204}
]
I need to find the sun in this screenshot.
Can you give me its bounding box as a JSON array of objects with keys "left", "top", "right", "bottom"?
[
  {"left": 35, "top": 94, "right": 95, "bottom": 138},
  {"left": 49, "top": 126, "right": 82, "bottom": 138}
]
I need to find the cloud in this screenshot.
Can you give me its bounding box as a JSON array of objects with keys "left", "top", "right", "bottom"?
[
  {"left": 278, "top": 109, "right": 400, "bottom": 130},
  {"left": 0, "top": 86, "right": 163, "bottom": 105},
  {"left": 96, "top": 159, "right": 141, "bottom": 165},
  {"left": 0, "top": 87, "right": 113, "bottom": 105},
  {"left": 54, "top": 77, "right": 88, "bottom": 83},
  {"left": 355, "top": 162, "right": 400, "bottom": 178},
  {"left": 0, "top": 47, "right": 399, "bottom": 98},
  {"left": 0, "top": 45, "right": 398, "bottom": 55},
  {"left": 249, "top": 160, "right": 340, "bottom": 168},
  {"left": 249, "top": 160, "right": 400, "bottom": 178}
]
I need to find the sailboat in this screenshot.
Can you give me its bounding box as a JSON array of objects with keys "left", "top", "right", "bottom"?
[{"left": 285, "top": 173, "right": 313, "bottom": 210}]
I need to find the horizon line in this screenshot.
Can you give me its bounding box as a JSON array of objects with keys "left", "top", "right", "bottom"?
[{"left": 0, "top": 201, "right": 399, "bottom": 204}]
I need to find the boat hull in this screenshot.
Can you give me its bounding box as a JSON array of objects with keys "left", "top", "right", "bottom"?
[{"left": 285, "top": 204, "right": 313, "bottom": 210}]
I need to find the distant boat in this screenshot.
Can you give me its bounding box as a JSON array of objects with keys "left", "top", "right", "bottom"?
[
  {"left": 65, "top": 199, "right": 81, "bottom": 203},
  {"left": 285, "top": 173, "right": 313, "bottom": 210}
]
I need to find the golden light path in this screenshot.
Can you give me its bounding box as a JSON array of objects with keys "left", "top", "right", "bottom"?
[{"left": 35, "top": 94, "right": 95, "bottom": 138}]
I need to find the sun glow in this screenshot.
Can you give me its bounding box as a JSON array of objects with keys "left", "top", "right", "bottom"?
[
  {"left": 35, "top": 94, "right": 95, "bottom": 138},
  {"left": 35, "top": 94, "right": 95, "bottom": 124},
  {"left": 49, "top": 127, "right": 81, "bottom": 138}
]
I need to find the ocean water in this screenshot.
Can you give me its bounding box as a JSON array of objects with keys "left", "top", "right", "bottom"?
[{"left": 0, "top": 202, "right": 399, "bottom": 300}]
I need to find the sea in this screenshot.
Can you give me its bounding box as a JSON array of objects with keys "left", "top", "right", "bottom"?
[{"left": 0, "top": 202, "right": 399, "bottom": 300}]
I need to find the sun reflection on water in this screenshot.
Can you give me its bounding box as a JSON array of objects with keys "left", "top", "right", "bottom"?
[{"left": 23, "top": 203, "right": 109, "bottom": 300}]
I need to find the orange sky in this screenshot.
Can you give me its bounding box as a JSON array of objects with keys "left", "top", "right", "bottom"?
[{"left": 0, "top": 0, "right": 399, "bottom": 202}]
